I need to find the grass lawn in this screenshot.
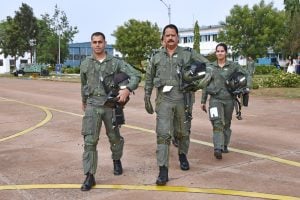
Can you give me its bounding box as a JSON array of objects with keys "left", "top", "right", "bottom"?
[{"left": 251, "top": 87, "right": 300, "bottom": 99}]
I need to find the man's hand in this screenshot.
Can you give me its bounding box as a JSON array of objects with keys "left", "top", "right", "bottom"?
[
  {"left": 117, "top": 88, "right": 130, "bottom": 103},
  {"left": 144, "top": 95, "right": 154, "bottom": 114},
  {"left": 201, "top": 104, "right": 207, "bottom": 113}
]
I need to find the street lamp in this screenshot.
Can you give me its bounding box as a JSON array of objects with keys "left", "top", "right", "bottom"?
[
  {"left": 29, "top": 39, "right": 36, "bottom": 64},
  {"left": 160, "top": 0, "right": 171, "bottom": 24},
  {"left": 58, "top": 29, "right": 61, "bottom": 65},
  {"left": 56, "top": 25, "right": 62, "bottom": 74}
]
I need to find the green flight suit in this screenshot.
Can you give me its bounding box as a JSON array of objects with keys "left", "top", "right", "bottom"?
[
  {"left": 80, "top": 54, "right": 141, "bottom": 175},
  {"left": 201, "top": 60, "right": 251, "bottom": 150},
  {"left": 145, "top": 46, "right": 209, "bottom": 167}
]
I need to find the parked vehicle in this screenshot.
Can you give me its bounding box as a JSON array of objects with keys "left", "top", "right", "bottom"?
[
  {"left": 256, "top": 57, "right": 280, "bottom": 69},
  {"left": 11, "top": 63, "right": 49, "bottom": 76}
]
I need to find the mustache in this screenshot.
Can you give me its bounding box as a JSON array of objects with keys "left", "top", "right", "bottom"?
[{"left": 167, "top": 39, "right": 174, "bottom": 42}]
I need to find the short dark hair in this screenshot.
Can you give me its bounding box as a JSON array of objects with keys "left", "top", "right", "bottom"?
[
  {"left": 91, "top": 32, "right": 106, "bottom": 41},
  {"left": 216, "top": 43, "right": 228, "bottom": 53},
  {"left": 162, "top": 24, "right": 178, "bottom": 36}
]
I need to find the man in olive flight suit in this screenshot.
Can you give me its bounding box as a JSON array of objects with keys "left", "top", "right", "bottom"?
[
  {"left": 80, "top": 32, "right": 141, "bottom": 191},
  {"left": 144, "top": 24, "right": 210, "bottom": 185}
]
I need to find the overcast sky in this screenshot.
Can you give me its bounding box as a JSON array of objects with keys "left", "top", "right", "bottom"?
[{"left": 0, "top": 0, "right": 284, "bottom": 44}]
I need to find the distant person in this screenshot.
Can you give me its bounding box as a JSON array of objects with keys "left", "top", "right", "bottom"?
[
  {"left": 201, "top": 43, "right": 251, "bottom": 159},
  {"left": 80, "top": 32, "right": 141, "bottom": 191},
  {"left": 287, "top": 56, "right": 296, "bottom": 73},
  {"left": 144, "top": 24, "right": 210, "bottom": 185},
  {"left": 296, "top": 55, "right": 300, "bottom": 75}
]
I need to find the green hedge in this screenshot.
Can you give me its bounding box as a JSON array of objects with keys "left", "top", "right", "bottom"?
[
  {"left": 254, "top": 72, "right": 300, "bottom": 88},
  {"left": 61, "top": 66, "right": 80, "bottom": 74},
  {"left": 254, "top": 65, "right": 279, "bottom": 75}
]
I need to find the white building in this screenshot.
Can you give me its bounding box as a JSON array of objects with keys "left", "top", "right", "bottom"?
[
  {"left": 0, "top": 51, "right": 31, "bottom": 74},
  {"left": 178, "top": 25, "right": 223, "bottom": 56}
]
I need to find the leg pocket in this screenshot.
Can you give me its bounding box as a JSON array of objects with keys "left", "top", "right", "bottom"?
[{"left": 82, "top": 107, "right": 96, "bottom": 136}]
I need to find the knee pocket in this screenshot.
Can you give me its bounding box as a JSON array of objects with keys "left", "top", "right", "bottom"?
[
  {"left": 212, "top": 121, "right": 223, "bottom": 132},
  {"left": 157, "top": 134, "right": 171, "bottom": 145},
  {"left": 84, "top": 134, "right": 98, "bottom": 146}
]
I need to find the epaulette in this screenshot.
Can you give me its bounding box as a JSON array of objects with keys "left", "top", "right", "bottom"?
[{"left": 184, "top": 47, "right": 193, "bottom": 52}]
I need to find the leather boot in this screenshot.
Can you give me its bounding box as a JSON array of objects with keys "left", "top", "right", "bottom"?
[
  {"left": 222, "top": 145, "right": 229, "bottom": 153},
  {"left": 156, "top": 166, "right": 168, "bottom": 186},
  {"left": 113, "top": 160, "right": 123, "bottom": 175},
  {"left": 80, "top": 173, "right": 96, "bottom": 191},
  {"left": 214, "top": 149, "right": 222, "bottom": 159},
  {"left": 179, "top": 153, "right": 190, "bottom": 170}
]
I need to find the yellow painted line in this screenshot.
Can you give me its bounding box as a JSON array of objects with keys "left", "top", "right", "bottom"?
[
  {"left": 0, "top": 99, "right": 52, "bottom": 142},
  {"left": 0, "top": 184, "right": 299, "bottom": 200},
  {"left": 124, "top": 124, "right": 155, "bottom": 133},
  {"left": 47, "top": 107, "right": 83, "bottom": 117},
  {"left": 190, "top": 139, "right": 300, "bottom": 167}
]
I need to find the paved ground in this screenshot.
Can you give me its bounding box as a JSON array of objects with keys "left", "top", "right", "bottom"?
[{"left": 0, "top": 77, "right": 299, "bottom": 200}]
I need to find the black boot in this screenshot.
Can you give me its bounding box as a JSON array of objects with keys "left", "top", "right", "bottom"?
[
  {"left": 156, "top": 166, "right": 169, "bottom": 186},
  {"left": 214, "top": 149, "right": 222, "bottom": 159},
  {"left": 81, "top": 173, "right": 96, "bottom": 191},
  {"left": 179, "top": 153, "right": 190, "bottom": 170},
  {"left": 113, "top": 160, "right": 123, "bottom": 175},
  {"left": 222, "top": 145, "right": 229, "bottom": 153}
]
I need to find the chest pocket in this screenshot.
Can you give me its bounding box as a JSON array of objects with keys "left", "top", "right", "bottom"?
[{"left": 154, "top": 59, "right": 168, "bottom": 78}]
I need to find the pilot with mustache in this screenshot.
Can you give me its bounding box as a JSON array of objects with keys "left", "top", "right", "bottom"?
[{"left": 144, "top": 24, "right": 210, "bottom": 185}]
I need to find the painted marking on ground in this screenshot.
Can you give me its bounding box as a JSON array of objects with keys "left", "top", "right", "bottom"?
[
  {"left": 0, "top": 98, "right": 52, "bottom": 142},
  {"left": 0, "top": 184, "right": 299, "bottom": 200}
]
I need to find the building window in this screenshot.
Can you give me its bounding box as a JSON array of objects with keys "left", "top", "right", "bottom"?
[
  {"left": 0, "top": 59, "right": 3, "bottom": 66},
  {"left": 80, "top": 55, "right": 87, "bottom": 60},
  {"left": 183, "top": 37, "right": 188, "bottom": 43},
  {"left": 212, "top": 34, "right": 218, "bottom": 41},
  {"left": 9, "top": 59, "right": 15, "bottom": 66},
  {"left": 20, "top": 59, "right": 28, "bottom": 64},
  {"left": 201, "top": 35, "right": 211, "bottom": 42}
]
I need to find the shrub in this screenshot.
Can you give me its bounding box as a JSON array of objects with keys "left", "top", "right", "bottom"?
[
  {"left": 255, "top": 65, "right": 278, "bottom": 75},
  {"left": 261, "top": 72, "right": 300, "bottom": 88}
]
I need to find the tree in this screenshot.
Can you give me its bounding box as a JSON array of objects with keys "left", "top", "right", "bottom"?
[
  {"left": 113, "top": 19, "right": 161, "bottom": 72},
  {"left": 0, "top": 3, "right": 38, "bottom": 63},
  {"left": 283, "top": 0, "right": 300, "bottom": 56},
  {"left": 14, "top": 3, "right": 38, "bottom": 62},
  {"left": 193, "top": 20, "right": 200, "bottom": 53},
  {"left": 38, "top": 5, "right": 78, "bottom": 65},
  {"left": 0, "top": 4, "right": 78, "bottom": 66},
  {"left": 217, "top": 0, "right": 285, "bottom": 59}
]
